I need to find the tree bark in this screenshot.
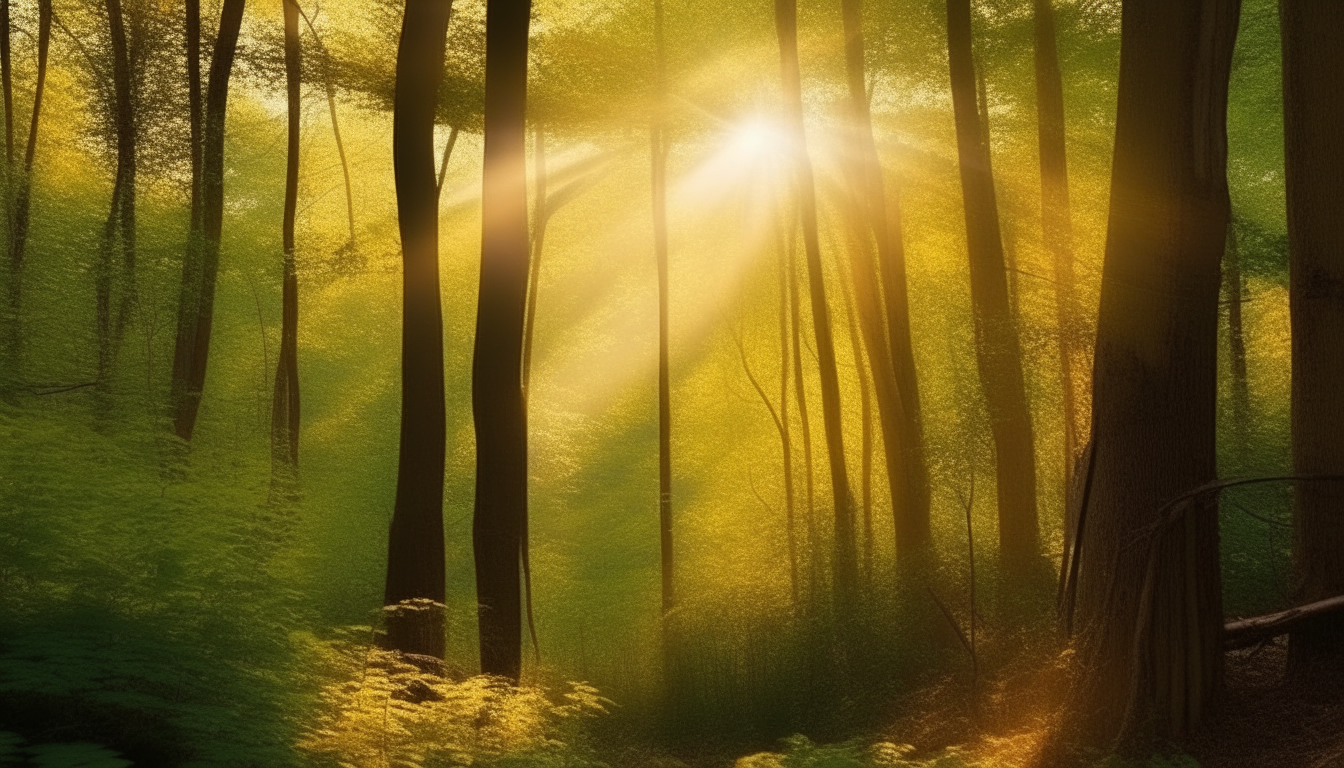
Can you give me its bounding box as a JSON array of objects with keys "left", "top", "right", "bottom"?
[
  {"left": 652, "top": 0, "right": 674, "bottom": 618},
  {"left": 1033, "top": 0, "right": 1082, "bottom": 503},
  {"left": 473, "top": 0, "right": 531, "bottom": 682},
  {"left": 271, "top": 0, "right": 302, "bottom": 476},
  {"left": 1059, "top": 0, "right": 1240, "bottom": 750},
  {"left": 95, "top": 0, "right": 138, "bottom": 383},
  {"left": 946, "top": 0, "right": 1039, "bottom": 572},
  {"left": 384, "top": 0, "right": 453, "bottom": 661},
  {"left": 4, "top": 0, "right": 50, "bottom": 383},
  {"left": 778, "top": 228, "right": 800, "bottom": 606},
  {"left": 1281, "top": 0, "right": 1344, "bottom": 680},
  {"left": 775, "top": 0, "right": 858, "bottom": 609},
  {"left": 171, "top": 0, "right": 246, "bottom": 440},
  {"left": 838, "top": 0, "right": 930, "bottom": 557}
]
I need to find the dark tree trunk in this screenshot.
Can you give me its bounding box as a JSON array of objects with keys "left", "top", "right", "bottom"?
[
  {"left": 652, "top": 0, "right": 674, "bottom": 618},
  {"left": 170, "top": 0, "right": 245, "bottom": 440},
  {"left": 168, "top": 0, "right": 203, "bottom": 420},
  {"left": 1282, "top": 0, "right": 1344, "bottom": 680},
  {"left": 271, "top": 0, "right": 301, "bottom": 476},
  {"left": 838, "top": 0, "right": 930, "bottom": 558},
  {"left": 775, "top": 0, "right": 858, "bottom": 608},
  {"left": 1033, "top": 0, "right": 1083, "bottom": 504},
  {"left": 95, "top": 0, "right": 138, "bottom": 383},
  {"left": 4, "top": 0, "right": 49, "bottom": 382},
  {"left": 787, "top": 231, "right": 819, "bottom": 603},
  {"left": 1058, "top": 0, "right": 1239, "bottom": 751},
  {"left": 2, "top": 0, "right": 11, "bottom": 173},
  {"left": 383, "top": 0, "right": 453, "bottom": 661},
  {"left": 837, "top": 249, "right": 873, "bottom": 586},
  {"left": 946, "top": 0, "right": 1039, "bottom": 571},
  {"left": 473, "top": 0, "right": 531, "bottom": 682}
]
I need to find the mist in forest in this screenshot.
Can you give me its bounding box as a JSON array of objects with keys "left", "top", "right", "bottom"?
[{"left": 1, "top": 0, "right": 1341, "bottom": 766}]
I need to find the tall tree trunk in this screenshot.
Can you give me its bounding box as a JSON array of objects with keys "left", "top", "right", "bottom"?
[
  {"left": 1033, "top": 0, "right": 1083, "bottom": 506},
  {"left": 4, "top": 0, "right": 50, "bottom": 383},
  {"left": 837, "top": 247, "right": 873, "bottom": 586},
  {"left": 1282, "top": 0, "right": 1344, "bottom": 680},
  {"left": 169, "top": 0, "right": 204, "bottom": 422},
  {"left": 946, "top": 0, "right": 1039, "bottom": 572},
  {"left": 1058, "top": 0, "right": 1239, "bottom": 750},
  {"left": 96, "top": 0, "right": 137, "bottom": 383},
  {"left": 170, "top": 0, "right": 245, "bottom": 441},
  {"left": 474, "top": 0, "right": 531, "bottom": 682},
  {"left": 775, "top": 0, "right": 858, "bottom": 609},
  {"left": 383, "top": 0, "right": 452, "bottom": 662},
  {"left": 778, "top": 227, "right": 800, "bottom": 606},
  {"left": 788, "top": 232, "right": 819, "bottom": 603},
  {"left": 838, "top": 0, "right": 929, "bottom": 557},
  {"left": 652, "top": 0, "right": 674, "bottom": 618},
  {"left": 271, "top": 0, "right": 301, "bottom": 476}
]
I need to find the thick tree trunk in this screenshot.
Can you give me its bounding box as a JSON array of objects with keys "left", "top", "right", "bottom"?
[
  {"left": 652, "top": 0, "right": 674, "bottom": 618},
  {"left": 473, "top": 0, "right": 531, "bottom": 682},
  {"left": 1058, "top": 0, "right": 1239, "bottom": 751},
  {"left": 775, "top": 0, "right": 858, "bottom": 609},
  {"left": 838, "top": 0, "right": 929, "bottom": 557},
  {"left": 384, "top": 0, "right": 452, "bottom": 662},
  {"left": 271, "top": 0, "right": 301, "bottom": 475},
  {"left": 1282, "top": 0, "right": 1344, "bottom": 680},
  {"left": 1033, "top": 0, "right": 1082, "bottom": 502},
  {"left": 170, "top": 0, "right": 245, "bottom": 440},
  {"left": 946, "top": 0, "right": 1039, "bottom": 572},
  {"left": 4, "top": 0, "right": 50, "bottom": 383}
]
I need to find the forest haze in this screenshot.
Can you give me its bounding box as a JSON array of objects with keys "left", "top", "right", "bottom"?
[{"left": 0, "top": 0, "right": 1341, "bottom": 766}]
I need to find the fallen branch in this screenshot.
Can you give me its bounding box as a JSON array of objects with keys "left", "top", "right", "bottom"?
[{"left": 1224, "top": 594, "right": 1344, "bottom": 650}]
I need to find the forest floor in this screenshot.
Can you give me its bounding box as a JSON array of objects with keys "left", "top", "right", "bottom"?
[{"left": 1190, "top": 642, "right": 1344, "bottom": 768}]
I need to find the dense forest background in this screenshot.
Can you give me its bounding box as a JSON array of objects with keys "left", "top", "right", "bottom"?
[{"left": 0, "top": 0, "right": 1336, "bottom": 766}]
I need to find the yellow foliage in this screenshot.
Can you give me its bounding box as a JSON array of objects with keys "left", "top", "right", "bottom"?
[{"left": 296, "top": 634, "right": 610, "bottom": 768}]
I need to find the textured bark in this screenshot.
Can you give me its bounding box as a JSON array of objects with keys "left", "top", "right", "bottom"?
[
  {"left": 1061, "top": 0, "right": 1239, "bottom": 750},
  {"left": 653, "top": 0, "right": 674, "bottom": 618},
  {"left": 270, "top": 0, "right": 301, "bottom": 474},
  {"left": 1034, "top": 0, "right": 1086, "bottom": 544},
  {"left": 1282, "top": 0, "right": 1344, "bottom": 680},
  {"left": 171, "top": 0, "right": 245, "bottom": 440},
  {"left": 775, "top": 0, "right": 858, "bottom": 608},
  {"left": 4, "top": 0, "right": 50, "bottom": 381},
  {"left": 838, "top": 0, "right": 929, "bottom": 556},
  {"left": 473, "top": 0, "right": 531, "bottom": 681},
  {"left": 947, "top": 0, "right": 1038, "bottom": 571},
  {"left": 384, "top": 0, "right": 453, "bottom": 661}
]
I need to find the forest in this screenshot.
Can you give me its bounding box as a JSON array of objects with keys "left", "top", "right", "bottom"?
[{"left": 0, "top": 0, "right": 1341, "bottom": 765}]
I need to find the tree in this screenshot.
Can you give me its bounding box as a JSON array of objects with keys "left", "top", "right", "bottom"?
[
  {"left": 3, "top": 0, "right": 50, "bottom": 385},
  {"left": 774, "top": 0, "right": 858, "bottom": 609},
  {"left": 473, "top": 0, "right": 532, "bottom": 682},
  {"left": 1057, "top": 0, "right": 1240, "bottom": 750},
  {"left": 1033, "top": 0, "right": 1083, "bottom": 502},
  {"left": 94, "top": 0, "right": 138, "bottom": 385},
  {"left": 383, "top": 0, "right": 454, "bottom": 662},
  {"left": 1282, "top": 0, "right": 1344, "bottom": 680},
  {"left": 651, "top": 0, "right": 675, "bottom": 620},
  {"left": 170, "top": 0, "right": 246, "bottom": 441},
  {"left": 270, "top": 0, "right": 301, "bottom": 478},
  {"left": 837, "top": 0, "right": 930, "bottom": 559},
  {"left": 946, "top": 0, "right": 1038, "bottom": 572}
]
